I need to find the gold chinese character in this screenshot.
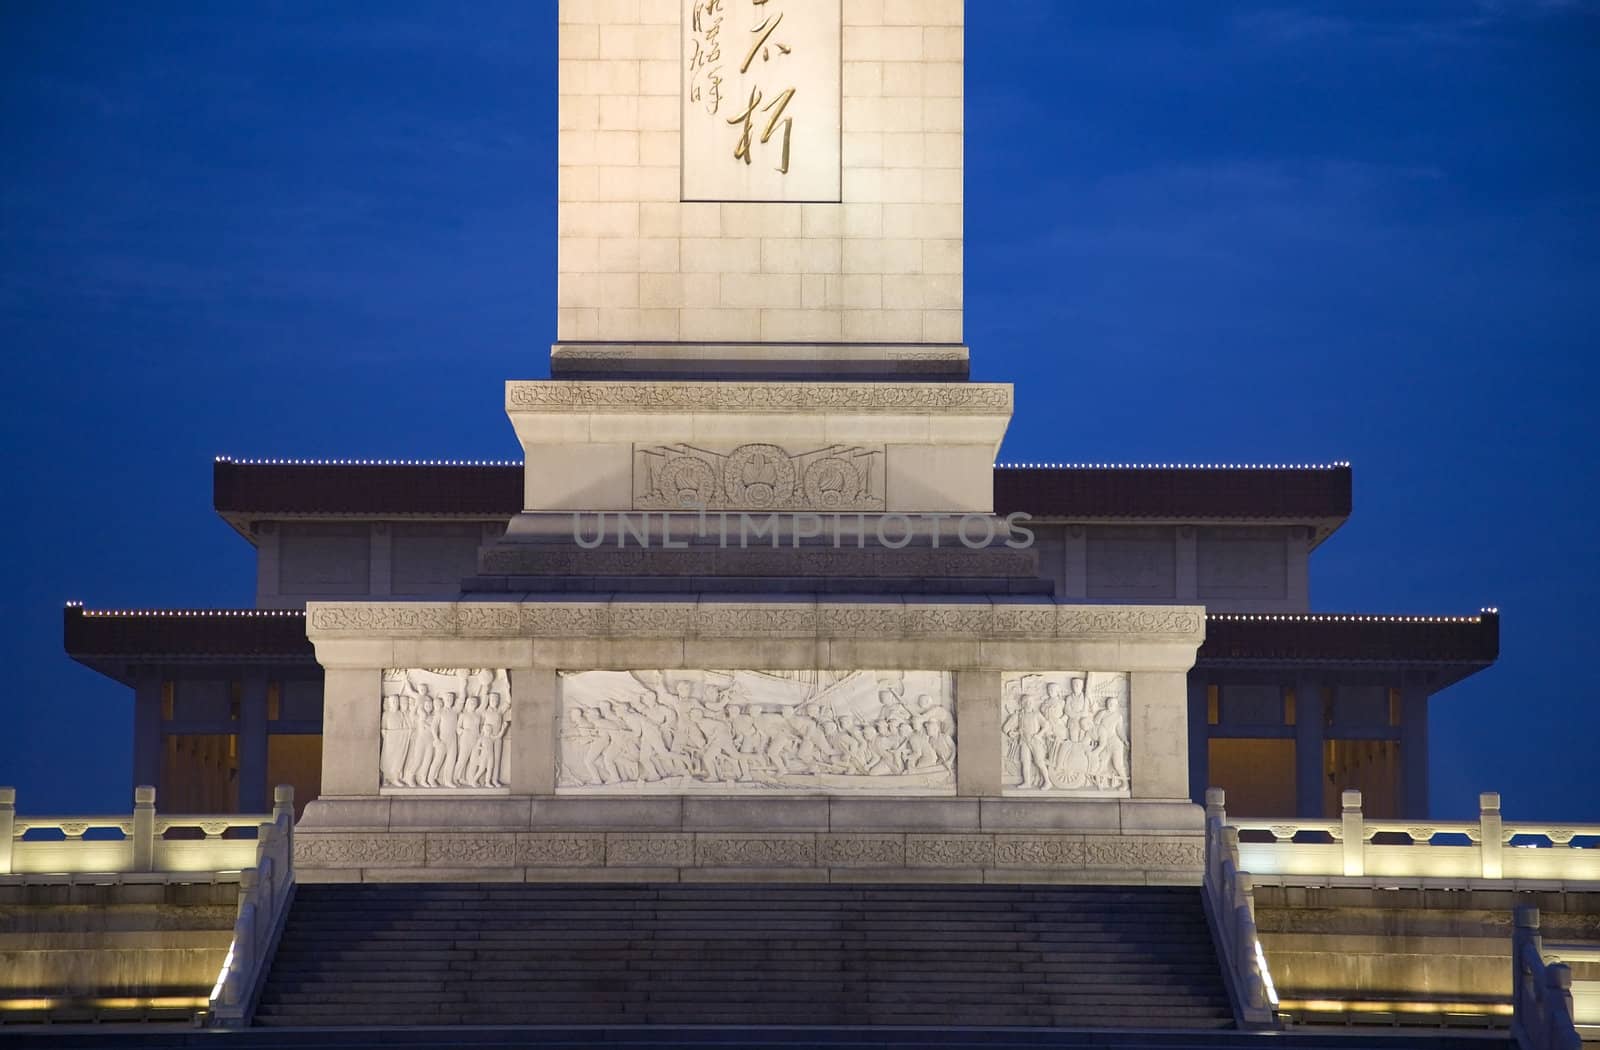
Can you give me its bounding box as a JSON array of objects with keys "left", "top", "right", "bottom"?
[
  {"left": 740, "top": 12, "right": 791, "bottom": 73},
  {"left": 728, "top": 85, "right": 796, "bottom": 174}
]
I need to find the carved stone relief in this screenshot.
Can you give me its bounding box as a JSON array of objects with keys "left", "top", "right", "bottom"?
[
  {"left": 634, "top": 443, "right": 884, "bottom": 511},
  {"left": 558, "top": 670, "right": 954, "bottom": 795},
  {"left": 1001, "top": 671, "right": 1131, "bottom": 798},
  {"left": 380, "top": 668, "right": 511, "bottom": 793}
]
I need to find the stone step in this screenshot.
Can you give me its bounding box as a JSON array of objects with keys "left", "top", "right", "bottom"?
[{"left": 256, "top": 883, "right": 1234, "bottom": 1030}]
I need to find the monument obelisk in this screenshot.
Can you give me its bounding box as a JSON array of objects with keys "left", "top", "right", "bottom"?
[
  {"left": 550, "top": 0, "right": 968, "bottom": 381},
  {"left": 297, "top": 1, "right": 1208, "bottom": 888}
]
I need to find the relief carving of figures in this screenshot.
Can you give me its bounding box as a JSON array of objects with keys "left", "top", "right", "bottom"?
[
  {"left": 634, "top": 443, "right": 884, "bottom": 511},
  {"left": 1001, "top": 671, "right": 1131, "bottom": 798},
  {"left": 381, "top": 668, "right": 511, "bottom": 792},
  {"left": 558, "top": 670, "right": 954, "bottom": 795}
]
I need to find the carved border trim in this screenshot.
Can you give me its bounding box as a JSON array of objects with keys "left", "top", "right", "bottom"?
[
  {"left": 506, "top": 382, "right": 1012, "bottom": 414},
  {"left": 308, "top": 601, "right": 1205, "bottom": 642}
]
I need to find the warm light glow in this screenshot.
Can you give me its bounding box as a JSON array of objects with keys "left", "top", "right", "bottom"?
[
  {"left": 93, "top": 996, "right": 210, "bottom": 1010},
  {"left": 1279, "top": 998, "right": 1511, "bottom": 1017},
  {"left": 1255, "top": 939, "right": 1279, "bottom": 1006},
  {"left": 209, "top": 940, "right": 236, "bottom": 1003}
]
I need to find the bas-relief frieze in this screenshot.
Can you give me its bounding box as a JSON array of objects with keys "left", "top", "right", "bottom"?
[
  {"left": 557, "top": 670, "right": 955, "bottom": 795},
  {"left": 505, "top": 382, "right": 1013, "bottom": 414},
  {"left": 379, "top": 669, "right": 511, "bottom": 793},
  {"left": 634, "top": 443, "right": 884, "bottom": 511},
  {"left": 1001, "top": 672, "right": 1131, "bottom": 799}
]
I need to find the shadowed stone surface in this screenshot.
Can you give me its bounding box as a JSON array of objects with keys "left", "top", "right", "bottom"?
[{"left": 252, "top": 883, "right": 1234, "bottom": 1029}]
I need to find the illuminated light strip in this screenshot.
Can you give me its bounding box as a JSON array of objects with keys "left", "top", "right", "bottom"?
[
  {"left": 1254, "top": 939, "right": 1279, "bottom": 1007},
  {"left": 1278, "top": 998, "right": 1511, "bottom": 1017},
  {"left": 209, "top": 939, "right": 236, "bottom": 1004},
  {"left": 994, "top": 461, "right": 1352, "bottom": 470},
  {"left": 0, "top": 995, "right": 210, "bottom": 1011},
  {"left": 215, "top": 456, "right": 524, "bottom": 467},
  {"left": 71, "top": 607, "right": 305, "bottom": 618},
  {"left": 1209, "top": 613, "right": 1491, "bottom": 624}
]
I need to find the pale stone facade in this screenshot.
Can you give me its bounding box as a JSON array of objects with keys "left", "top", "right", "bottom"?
[{"left": 556, "top": 0, "right": 965, "bottom": 349}]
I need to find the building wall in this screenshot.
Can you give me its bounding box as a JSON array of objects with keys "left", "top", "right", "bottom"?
[
  {"left": 1018, "top": 523, "right": 1312, "bottom": 613},
  {"left": 254, "top": 518, "right": 1313, "bottom": 612},
  {"left": 256, "top": 521, "right": 502, "bottom": 609}
]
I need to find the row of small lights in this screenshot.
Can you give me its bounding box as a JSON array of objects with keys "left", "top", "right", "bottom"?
[
  {"left": 66, "top": 602, "right": 304, "bottom": 618},
  {"left": 65, "top": 602, "right": 1497, "bottom": 622},
  {"left": 1211, "top": 609, "right": 1499, "bottom": 623},
  {"left": 215, "top": 456, "right": 524, "bottom": 467},
  {"left": 996, "top": 461, "right": 1352, "bottom": 471},
  {"left": 214, "top": 456, "right": 1354, "bottom": 472}
]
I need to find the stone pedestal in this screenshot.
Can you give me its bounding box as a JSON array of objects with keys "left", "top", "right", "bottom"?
[{"left": 297, "top": 598, "right": 1208, "bottom": 885}]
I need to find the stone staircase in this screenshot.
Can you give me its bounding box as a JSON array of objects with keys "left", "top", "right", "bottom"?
[{"left": 253, "top": 883, "right": 1236, "bottom": 1028}]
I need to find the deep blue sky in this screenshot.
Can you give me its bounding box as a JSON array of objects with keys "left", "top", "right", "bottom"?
[{"left": 2, "top": 2, "right": 1595, "bottom": 819}]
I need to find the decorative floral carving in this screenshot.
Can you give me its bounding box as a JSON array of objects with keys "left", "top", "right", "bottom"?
[
  {"left": 304, "top": 600, "right": 1207, "bottom": 643},
  {"left": 606, "top": 834, "right": 694, "bottom": 866},
  {"left": 507, "top": 382, "right": 1012, "bottom": 413},
  {"left": 693, "top": 605, "right": 817, "bottom": 636},
  {"left": 517, "top": 834, "right": 606, "bottom": 867},
  {"left": 380, "top": 669, "right": 511, "bottom": 792},
  {"left": 521, "top": 604, "right": 609, "bottom": 637},
  {"left": 309, "top": 604, "right": 457, "bottom": 634},
  {"left": 906, "top": 835, "right": 995, "bottom": 867},
  {"left": 558, "top": 670, "right": 955, "bottom": 795},
  {"left": 818, "top": 834, "right": 905, "bottom": 867},
  {"left": 609, "top": 604, "right": 694, "bottom": 635},
  {"left": 1082, "top": 837, "right": 1204, "bottom": 869},
  {"left": 908, "top": 606, "right": 993, "bottom": 635},
  {"left": 427, "top": 834, "right": 516, "bottom": 867},
  {"left": 1058, "top": 608, "right": 1202, "bottom": 638},
  {"left": 817, "top": 605, "right": 906, "bottom": 636},
  {"left": 294, "top": 834, "right": 425, "bottom": 867},
  {"left": 995, "top": 836, "right": 1086, "bottom": 868},
  {"left": 458, "top": 605, "right": 520, "bottom": 635},
  {"left": 992, "top": 605, "right": 1057, "bottom": 636},
  {"left": 695, "top": 835, "right": 817, "bottom": 867},
  {"left": 1001, "top": 671, "right": 1131, "bottom": 799}
]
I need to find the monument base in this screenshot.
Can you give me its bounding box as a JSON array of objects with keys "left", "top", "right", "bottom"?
[{"left": 294, "top": 795, "right": 1204, "bottom": 887}]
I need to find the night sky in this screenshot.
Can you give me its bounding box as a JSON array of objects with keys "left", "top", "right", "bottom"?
[{"left": 2, "top": 2, "right": 1595, "bottom": 819}]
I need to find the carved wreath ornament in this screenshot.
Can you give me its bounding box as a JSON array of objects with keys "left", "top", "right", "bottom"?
[{"left": 635, "top": 442, "right": 883, "bottom": 511}]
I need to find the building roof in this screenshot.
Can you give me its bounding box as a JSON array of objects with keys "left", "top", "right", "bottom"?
[
  {"left": 213, "top": 457, "right": 1353, "bottom": 542},
  {"left": 65, "top": 604, "right": 1496, "bottom": 686}
]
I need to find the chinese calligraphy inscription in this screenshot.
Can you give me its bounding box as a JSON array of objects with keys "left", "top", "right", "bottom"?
[{"left": 683, "top": 0, "right": 841, "bottom": 203}]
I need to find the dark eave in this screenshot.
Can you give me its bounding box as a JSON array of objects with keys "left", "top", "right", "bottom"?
[
  {"left": 214, "top": 458, "right": 1353, "bottom": 543},
  {"left": 66, "top": 604, "right": 1495, "bottom": 687},
  {"left": 1200, "top": 610, "right": 1499, "bottom": 687}
]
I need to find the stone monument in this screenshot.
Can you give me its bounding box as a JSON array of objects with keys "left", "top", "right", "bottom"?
[{"left": 294, "top": 0, "right": 1209, "bottom": 885}]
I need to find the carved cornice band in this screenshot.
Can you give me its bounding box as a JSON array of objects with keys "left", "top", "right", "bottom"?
[
  {"left": 505, "top": 381, "right": 1013, "bottom": 414},
  {"left": 307, "top": 600, "right": 1205, "bottom": 642}
]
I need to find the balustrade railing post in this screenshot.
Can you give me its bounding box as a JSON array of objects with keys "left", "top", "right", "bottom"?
[
  {"left": 0, "top": 787, "right": 14, "bottom": 875},
  {"left": 273, "top": 784, "right": 294, "bottom": 870},
  {"left": 1341, "top": 789, "right": 1364, "bottom": 876},
  {"left": 132, "top": 785, "right": 156, "bottom": 872},
  {"left": 1480, "top": 791, "right": 1503, "bottom": 879}
]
